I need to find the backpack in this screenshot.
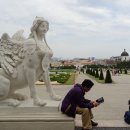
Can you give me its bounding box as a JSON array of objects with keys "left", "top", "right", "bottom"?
[{"left": 124, "top": 111, "right": 130, "bottom": 124}]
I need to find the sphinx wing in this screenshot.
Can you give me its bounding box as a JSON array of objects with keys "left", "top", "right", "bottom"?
[{"left": 0, "top": 33, "right": 25, "bottom": 78}]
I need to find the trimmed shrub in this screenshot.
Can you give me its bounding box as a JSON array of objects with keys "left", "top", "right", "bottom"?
[
  {"left": 124, "top": 69, "right": 127, "bottom": 74},
  {"left": 56, "top": 73, "right": 70, "bottom": 83},
  {"left": 50, "top": 75, "right": 57, "bottom": 81},
  {"left": 50, "top": 73, "right": 70, "bottom": 84},
  {"left": 120, "top": 68, "right": 122, "bottom": 74},
  {"left": 99, "top": 68, "right": 104, "bottom": 80},
  {"left": 105, "top": 69, "right": 112, "bottom": 83},
  {"left": 92, "top": 69, "right": 95, "bottom": 76},
  {"left": 95, "top": 69, "right": 99, "bottom": 78},
  {"left": 90, "top": 68, "right": 93, "bottom": 75}
]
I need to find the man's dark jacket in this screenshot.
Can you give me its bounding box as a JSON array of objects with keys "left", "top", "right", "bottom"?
[{"left": 61, "top": 83, "right": 94, "bottom": 118}]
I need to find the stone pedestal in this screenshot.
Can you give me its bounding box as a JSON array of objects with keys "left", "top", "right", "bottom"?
[{"left": 0, "top": 100, "right": 74, "bottom": 130}]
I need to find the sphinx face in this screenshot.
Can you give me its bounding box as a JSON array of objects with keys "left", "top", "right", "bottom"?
[{"left": 37, "top": 22, "right": 49, "bottom": 37}]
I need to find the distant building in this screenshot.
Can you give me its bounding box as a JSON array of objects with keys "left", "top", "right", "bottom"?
[
  {"left": 121, "top": 49, "right": 129, "bottom": 61},
  {"left": 110, "top": 49, "right": 130, "bottom": 62},
  {"left": 64, "top": 59, "right": 95, "bottom": 67},
  {"left": 51, "top": 58, "right": 96, "bottom": 68},
  {"left": 95, "top": 49, "right": 130, "bottom": 66},
  {"left": 95, "top": 59, "right": 116, "bottom": 66},
  {"left": 110, "top": 56, "right": 121, "bottom": 62},
  {"left": 51, "top": 49, "right": 130, "bottom": 68},
  {"left": 51, "top": 58, "right": 63, "bottom": 68}
]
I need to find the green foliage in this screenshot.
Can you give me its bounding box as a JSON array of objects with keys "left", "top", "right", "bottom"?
[
  {"left": 84, "top": 64, "right": 108, "bottom": 69},
  {"left": 105, "top": 69, "right": 112, "bottom": 83},
  {"left": 90, "top": 69, "right": 92, "bottom": 75},
  {"left": 50, "top": 73, "right": 70, "bottom": 84},
  {"left": 81, "top": 68, "right": 84, "bottom": 73},
  {"left": 120, "top": 68, "right": 122, "bottom": 74},
  {"left": 57, "top": 74, "right": 70, "bottom": 83},
  {"left": 124, "top": 68, "right": 127, "bottom": 74},
  {"left": 50, "top": 74, "right": 57, "bottom": 81},
  {"left": 92, "top": 69, "right": 95, "bottom": 76},
  {"left": 86, "top": 68, "right": 91, "bottom": 74},
  {"left": 95, "top": 69, "right": 99, "bottom": 78},
  {"left": 116, "top": 61, "right": 130, "bottom": 69},
  {"left": 59, "top": 65, "right": 76, "bottom": 69},
  {"left": 65, "top": 73, "right": 75, "bottom": 85},
  {"left": 99, "top": 68, "right": 104, "bottom": 80},
  {"left": 50, "top": 69, "right": 76, "bottom": 72}
]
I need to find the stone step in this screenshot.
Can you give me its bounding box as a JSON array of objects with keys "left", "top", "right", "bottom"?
[
  {"left": 0, "top": 111, "right": 74, "bottom": 130},
  {"left": 0, "top": 99, "right": 61, "bottom": 114},
  {"left": 75, "top": 119, "right": 130, "bottom": 130},
  {"left": 0, "top": 122, "right": 74, "bottom": 130},
  {"left": 75, "top": 127, "right": 130, "bottom": 130},
  {"left": 75, "top": 119, "right": 130, "bottom": 127},
  {"left": 0, "top": 113, "right": 73, "bottom": 121},
  {"left": 0, "top": 99, "right": 75, "bottom": 130}
]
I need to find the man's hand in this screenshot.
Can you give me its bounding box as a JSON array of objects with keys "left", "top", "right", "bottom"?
[{"left": 91, "top": 100, "right": 99, "bottom": 107}]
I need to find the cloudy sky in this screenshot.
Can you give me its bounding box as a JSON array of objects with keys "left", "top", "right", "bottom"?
[{"left": 0, "top": 0, "right": 130, "bottom": 59}]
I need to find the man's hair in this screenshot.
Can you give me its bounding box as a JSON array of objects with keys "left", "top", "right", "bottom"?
[
  {"left": 128, "top": 100, "right": 130, "bottom": 105},
  {"left": 81, "top": 79, "right": 94, "bottom": 88}
]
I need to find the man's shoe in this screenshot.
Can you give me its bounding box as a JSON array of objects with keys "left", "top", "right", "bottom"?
[
  {"left": 82, "top": 127, "right": 92, "bottom": 130},
  {"left": 91, "top": 120, "right": 98, "bottom": 127}
]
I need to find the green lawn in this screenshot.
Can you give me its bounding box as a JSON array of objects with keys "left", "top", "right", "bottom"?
[
  {"left": 86, "top": 74, "right": 105, "bottom": 84},
  {"left": 49, "top": 69, "right": 76, "bottom": 85},
  {"left": 65, "top": 73, "right": 76, "bottom": 85}
]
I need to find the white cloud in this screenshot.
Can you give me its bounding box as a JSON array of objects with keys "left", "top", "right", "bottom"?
[
  {"left": 114, "top": 0, "right": 130, "bottom": 7},
  {"left": 78, "top": 6, "right": 112, "bottom": 17},
  {"left": 0, "top": 0, "right": 130, "bottom": 59},
  {"left": 115, "top": 15, "right": 130, "bottom": 26}
]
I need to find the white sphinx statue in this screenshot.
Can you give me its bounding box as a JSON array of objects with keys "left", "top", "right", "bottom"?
[{"left": 0, "top": 16, "right": 61, "bottom": 107}]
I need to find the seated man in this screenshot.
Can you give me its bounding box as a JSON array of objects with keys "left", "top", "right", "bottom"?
[{"left": 61, "top": 79, "right": 99, "bottom": 130}]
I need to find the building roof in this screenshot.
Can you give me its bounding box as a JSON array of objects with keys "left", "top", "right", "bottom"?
[{"left": 121, "top": 49, "right": 129, "bottom": 56}]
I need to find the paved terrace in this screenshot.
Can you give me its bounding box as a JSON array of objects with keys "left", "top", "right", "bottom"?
[
  {"left": 75, "top": 73, "right": 130, "bottom": 128},
  {"left": 17, "top": 73, "right": 130, "bottom": 128}
]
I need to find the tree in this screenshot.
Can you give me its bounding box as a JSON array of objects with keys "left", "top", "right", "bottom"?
[
  {"left": 124, "top": 68, "right": 127, "bottom": 74},
  {"left": 99, "top": 68, "right": 104, "bottom": 80},
  {"left": 90, "top": 68, "right": 93, "bottom": 75},
  {"left": 119, "top": 68, "right": 122, "bottom": 74},
  {"left": 95, "top": 69, "right": 99, "bottom": 78},
  {"left": 92, "top": 69, "right": 95, "bottom": 76},
  {"left": 105, "top": 69, "right": 112, "bottom": 83}
]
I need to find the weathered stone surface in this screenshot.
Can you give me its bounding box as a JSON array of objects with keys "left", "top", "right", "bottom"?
[
  {"left": 0, "top": 100, "right": 74, "bottom": 130},
  {"left": 0, "top": 16, "right": 61, "bottom": 107}
]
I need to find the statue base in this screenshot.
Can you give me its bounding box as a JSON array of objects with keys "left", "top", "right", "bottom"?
[{"left": 0, "top": 100, "right": 74, "bottom": 130}]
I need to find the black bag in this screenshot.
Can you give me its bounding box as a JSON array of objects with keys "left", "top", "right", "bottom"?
[{"left": 124, "top": 111, "right": 130, "bottom": 124}]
